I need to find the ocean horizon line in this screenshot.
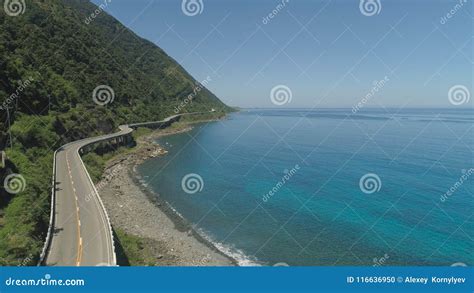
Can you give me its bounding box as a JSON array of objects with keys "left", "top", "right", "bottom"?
[{"left": 238, "top": 107, "right": 474, "bottom": 110}]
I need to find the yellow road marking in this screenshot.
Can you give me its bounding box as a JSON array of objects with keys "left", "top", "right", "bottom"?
[
  {"left": 66, "top": 153, "right": 83, "bottom": 266},
  {"left": 77, "top": 237, "right": 83, "bottom": 266}
]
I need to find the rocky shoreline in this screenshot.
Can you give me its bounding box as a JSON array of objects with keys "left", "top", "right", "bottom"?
[{"left": 97, "top": 123, "right": 236, "bottom": 266}]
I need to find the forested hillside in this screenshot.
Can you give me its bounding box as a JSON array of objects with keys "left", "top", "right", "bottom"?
[{"left": 0, "top": 0, "right": 230, "bottom": 265}]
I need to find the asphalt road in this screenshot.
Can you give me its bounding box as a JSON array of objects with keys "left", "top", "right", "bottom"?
[{"left": 45, "top": 113, "right": 199, "bottom": 266}]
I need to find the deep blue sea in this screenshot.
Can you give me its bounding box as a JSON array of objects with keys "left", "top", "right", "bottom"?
[{"left": 138, "top": 108, "right": 473, "bottom": 266}]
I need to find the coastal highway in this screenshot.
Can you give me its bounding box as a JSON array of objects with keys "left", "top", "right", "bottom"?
[{"left": 44, "top": 113, "right": 199, "bottom": 266}]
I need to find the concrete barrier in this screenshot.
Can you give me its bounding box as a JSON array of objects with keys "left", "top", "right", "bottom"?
[{"left": 38, "top": 149, "right": 58, "bottom": 265}]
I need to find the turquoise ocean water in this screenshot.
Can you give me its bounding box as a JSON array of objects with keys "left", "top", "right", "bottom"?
[{"left": 138, "top": 109, "right": 473, "bottom": 266}]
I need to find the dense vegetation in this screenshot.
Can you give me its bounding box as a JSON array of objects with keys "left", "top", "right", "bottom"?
[
  {"left": 114, "top": 228, "right": 157, "bottom": 266},
  {"left": 0, "top": 0, "right": 230, "bottom": 265}
]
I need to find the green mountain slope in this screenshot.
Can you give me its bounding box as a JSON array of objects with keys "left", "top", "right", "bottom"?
[{"left": 0, "top": 0, "right": 230, "bottom": 265}]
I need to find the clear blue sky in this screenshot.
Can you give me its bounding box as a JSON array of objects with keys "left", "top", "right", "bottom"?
[{"left": 92, "top": 0, "right": 472, "bottom": 108}]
